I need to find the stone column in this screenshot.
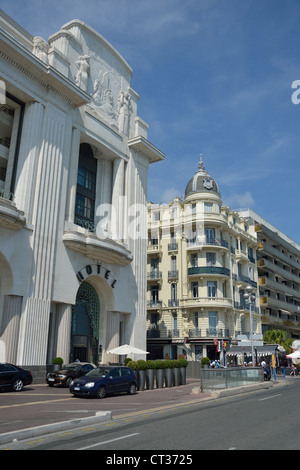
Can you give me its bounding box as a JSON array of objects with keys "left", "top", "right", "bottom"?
[
  {"left": 66, "top": 127, "right": 80, "bottom": 223},
  {"left": 112, "top": 158, "right": 125, "bottom": 241},
  {"left": 104, "top": 311, "right": 120, "bottom": 364},
  {"left": 14, "top": 101, "right": 44, "bottom": 223},
  {"left": 0, "top": 295, "right": 22, "bottom": 364},
  {"left": 17, "top": 104, "right": 67, "bottom": 366},
  {"left": 55, "top": 303, "right": 72, "bottom": 364}
]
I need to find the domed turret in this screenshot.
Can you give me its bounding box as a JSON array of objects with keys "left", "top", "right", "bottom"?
[{"left": 185, "top": 155, "right": 220, "bottom": 199}]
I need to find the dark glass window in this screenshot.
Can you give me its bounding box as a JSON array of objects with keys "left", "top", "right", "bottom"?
[{"left": 75, "top": 143, "right": 97, "bottom": 228}]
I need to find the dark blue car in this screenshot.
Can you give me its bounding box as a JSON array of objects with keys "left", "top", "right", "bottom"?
[{"left": 69, "top": 366, "right": 137, "bottom": 398}]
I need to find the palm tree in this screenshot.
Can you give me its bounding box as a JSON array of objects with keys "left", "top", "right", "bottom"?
[{"left": 263, "top": 329, "right": 292, "bottom": 354}]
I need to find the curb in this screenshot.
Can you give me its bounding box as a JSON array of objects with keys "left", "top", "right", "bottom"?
[
  {"left": 208, "top": 380, "right": 274, "bottom": 398},
  {"left": 0, "top": 411, "right": 112, "bottom": 445}
]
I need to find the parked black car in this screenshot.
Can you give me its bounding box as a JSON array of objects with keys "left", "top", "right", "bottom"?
[
  {"left": 0, "top": 363, "right": 33, "bottom": 392},
  {"left": 46, "top": 362, "right": 96, "bottom": 387},
  {"left": 69, "top": 366, "right": 137, "bottom": 398}
]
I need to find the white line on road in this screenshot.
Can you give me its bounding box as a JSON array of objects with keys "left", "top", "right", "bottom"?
[
  {"left": 77, "top": 433, "right": 140, "bottom": 450},
  {"left": 259, "top": 394, "right": 282, "bottom": 401}
]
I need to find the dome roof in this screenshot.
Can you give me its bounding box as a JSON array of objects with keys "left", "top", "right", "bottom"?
[{"left": 185, "top": 156, "right": 220, "bottom": 198}]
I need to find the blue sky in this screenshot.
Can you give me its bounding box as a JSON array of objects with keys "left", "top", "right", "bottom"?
[{"left": 2, "top": 0, "right": 300, "bottom": 244}]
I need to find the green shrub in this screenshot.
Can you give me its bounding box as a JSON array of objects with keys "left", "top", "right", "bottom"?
[
  {"left": 178, "top": 358, "right": 188, "bottom": 367},
  {"left": 201, "top": 357, "right": 210, "bottom": 366},
  {"left": 126, "top": 360, "right": 138, "bottom": 370},
  {"left": 164, "top": 360, "right": 174, "bottom": 369},
  {"left": 124, "top": 357, "right": 132, "bottom": 365},
  {"left": 172, "top": 359, "right": 181, "bottom": 368},
  {"left": 137, "top": 359, "right": 147, "bottom": 370},
  {"left": 52, "top": 357, "right": 63, "bottom": 365},
  {"left": 154, "top": 360, "right": 166, "bottom": 369},
  {"left": 146, "top": 360, "right": 156, "bottom": 369}
]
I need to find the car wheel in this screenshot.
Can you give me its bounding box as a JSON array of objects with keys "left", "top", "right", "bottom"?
[
  {"left": 48, "top": 383, "right": 55, "bottom": 387},
  {"left": 128, "top": 383, "right": 137, "bottom": 395},
  {"left": 65, "top": 377, "right": 73, "bottom": 388},
  {"left": 12, "top": 379, "right": 24, "bottom": 392},
  {"left": 97, "top": 385, "right": 106, "bottom": 399}
]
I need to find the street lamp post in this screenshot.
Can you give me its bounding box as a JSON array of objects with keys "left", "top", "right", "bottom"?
[{"left": 243, "top": 285, "right": 256, "bottom": 366}]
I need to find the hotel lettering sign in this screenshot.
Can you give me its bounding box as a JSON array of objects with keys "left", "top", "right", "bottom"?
[{"left": 76, "top": 263, "right": 117, "bottom": 288}]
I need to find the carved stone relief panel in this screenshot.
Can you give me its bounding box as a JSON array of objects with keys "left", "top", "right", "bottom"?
[{"left": 75, "top": 52, "right": 133, "bottom": 135}]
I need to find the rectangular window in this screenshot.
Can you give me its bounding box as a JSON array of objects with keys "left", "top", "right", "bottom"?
[
  {"left": 171, "top": 283, "right": 177, "bottom": 300},
  {"left": 206, "top": 228, "right": 215, "bottom": 243},
  {"left": 204, "top": 202, "right": 213, "bottom": 213},
  {"left": 207, "top": 281, "right": 217, "bottom": 297},
  {"left": 191, "top": 282, "right": 198, "bottom": 298},
  {"left": 206, "top": 252, "right": 216, "bottom": 265},
  {"left": 150, "top": 285, "right": 159, "bottom": 302},
  {"left": 208, "top": 311, "right": 218, "bottom": 334},
  {"left": 190, "top": 253, "right": 198, "bottom": 267}
]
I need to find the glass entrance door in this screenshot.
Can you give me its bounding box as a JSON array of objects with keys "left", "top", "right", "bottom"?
[{"left": 71, "top": 282, "right": 100, "bottom": 364}]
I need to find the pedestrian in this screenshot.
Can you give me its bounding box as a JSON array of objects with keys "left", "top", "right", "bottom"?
[{"left": 290, "top": 364, "right": 296, "bottom": 376}]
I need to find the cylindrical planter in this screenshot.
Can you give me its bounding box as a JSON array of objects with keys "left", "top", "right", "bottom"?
[
  {"left": 173, "top": 367, "right": 180, "bottom": 386},
  {"left": 156, "top": 368, "right": 165, "bottom": 388},
  {"left": 180, "top": 367, "right": 186, "bottom": 385},
  {"left": 165, "top": 368, "right": 173, "bottom": 387},
  {"left": 137, "top": 370, "right": 146, "bottom": 391},
  {"left": 146, "top": 369, "right": 155, "bottom": 390}
]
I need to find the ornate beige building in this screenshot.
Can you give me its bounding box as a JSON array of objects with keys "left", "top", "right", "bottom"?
[{"left": 146, "top": 158, "right": 261, "bottom": 362}]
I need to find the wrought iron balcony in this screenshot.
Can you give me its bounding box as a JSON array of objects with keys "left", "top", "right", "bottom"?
[
  {"left": 147, "top": 270, "right": 162, "bottom": 280},
  {"left": 168, "top": 270, "right": 178, "bottom": 279},
  {"left": 188, "top": 266, "right": 230, "bottom": 276}
]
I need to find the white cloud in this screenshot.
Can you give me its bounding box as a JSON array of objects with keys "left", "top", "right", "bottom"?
[{"left": 223, "top": 191, "right": 255, "bottom": 210}]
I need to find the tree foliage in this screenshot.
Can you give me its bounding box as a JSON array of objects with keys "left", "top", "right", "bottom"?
[{"left": 263, "top": 329, "right": 293, "bottom": 354}]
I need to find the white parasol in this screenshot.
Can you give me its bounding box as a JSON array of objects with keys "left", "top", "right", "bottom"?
[
  {"left": 286, "top": 350, "right": 300, "bottom": 359},
  {"left": 107, "top": 344, "right": 149, "bottom": 356}
]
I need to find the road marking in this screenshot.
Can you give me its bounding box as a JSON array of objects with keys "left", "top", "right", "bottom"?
[
  {"left": 78, "top": 433, "right": 140, "bottom": 450},
  {"left": 259, "top": 394, "right": 282, "bottom": 401},
  {"left": 0, "top": 397, "right": 73, "bottom": 409}
]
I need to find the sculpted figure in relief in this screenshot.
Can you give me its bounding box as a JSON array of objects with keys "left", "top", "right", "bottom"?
[
  {"left": 33, "top": 37, "right": 49, "bottom": 64},
  {"left": 118, "top": 90, "right": 131, "bottom": 135},
  {"left": 75, "top": 55, "right": 90, "bottom": 91},
  {"left": 92, "top": 71, "right": 118, "bottom": 128}
]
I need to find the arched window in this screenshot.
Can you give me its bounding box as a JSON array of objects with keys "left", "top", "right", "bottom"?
[{"left": 75, "top": 143, "right": 97, "bottom": 230}]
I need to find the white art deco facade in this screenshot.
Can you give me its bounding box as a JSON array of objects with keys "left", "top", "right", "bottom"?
[
  {"left": 147, "top": 159, "right": 261, "bottom": 362},
  {"left": 0, "top": 11, "right": 164, "bottom": 366}
]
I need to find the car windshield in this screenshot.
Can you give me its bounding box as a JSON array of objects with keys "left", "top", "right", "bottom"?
[
  {"left": 85, "top": 367, "right": 111, "bottom": 378},
  {"left": 63, "top": 363, "right": 82, "bottom": 371}
]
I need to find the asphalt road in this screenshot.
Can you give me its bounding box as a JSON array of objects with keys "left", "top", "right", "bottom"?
[{"left": 1, "top": 377, "right": 299, "bottom": 451}]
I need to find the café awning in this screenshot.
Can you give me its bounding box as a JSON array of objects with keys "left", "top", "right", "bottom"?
[{"left": 227, "top": 344, "right": 279, "bottom": 357}]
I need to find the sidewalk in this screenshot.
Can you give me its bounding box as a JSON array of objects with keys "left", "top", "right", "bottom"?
[{"left": 0, "top": 376, "right": 288, "bottom": 445}]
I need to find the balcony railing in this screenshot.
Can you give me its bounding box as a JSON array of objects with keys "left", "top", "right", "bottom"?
[
  {"left": 168, "top": 242, "right": 178, "bottom": 251},
  {"left": 74, "top": 215, "right": 95, "bottom": 232},
  {"left": 237, "top": 274, "right": 257, "bottom": 288},
  {"left": 147, "top": 270, "right": 162, "bottom": 280},
  {"left": 168, "top": 299, "right": 179, "bottom": 307},
  {"left": 147, "top": 300, "right": 162, "bottom": 309},
  {"left": 168, "top": 270, "right": 178, "bottom": 279},
  {"left": 206, "top": 328, "right": 230, "bottom": 337},
  {"left": 187, "top": 238, "right": 229, "bottom": 249},
  {"left": 188, "top": 266, "right": 230, "bottom": 276}
]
